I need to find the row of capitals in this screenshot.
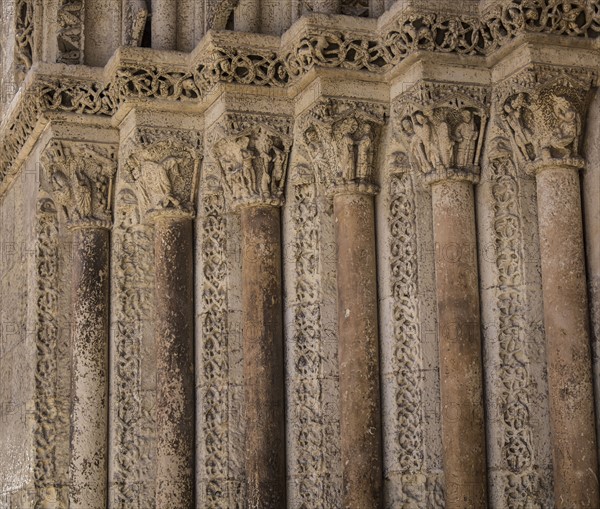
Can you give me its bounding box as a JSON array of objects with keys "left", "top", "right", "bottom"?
[{"left": 31, "top": 69, "right": 599, "bottom": 229}]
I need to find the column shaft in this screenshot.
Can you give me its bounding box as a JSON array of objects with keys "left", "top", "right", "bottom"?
[
  {"left": 431, "top": 179, "right": 487, "bottom": 508},
  {"left": 536, "top": 167, "right": 599, "bottom": 507},
  {"left": 154, "top": 217, "right": 195, "bottom": 508},
  {"left": 151, "top": 0, "right": 177, "bottom": 50},
  {"left": 69, "top": 227, "right": 109, "bottom": 509},
  {"left": 241, "top": 205, "right": 286, "bottom": 508},
  {"left": 334, "top": 192, "right": 382, "bottom": 509}
]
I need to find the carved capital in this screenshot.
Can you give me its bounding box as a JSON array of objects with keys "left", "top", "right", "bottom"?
[
  {"left": 123, "top": 128, "right": 202, "bottom": 221},
  {"left": 496, "top": 66, "right": 595, "bottom": 174},
  {"left": 300, "top": 98, "right": 386, "bottom": 195},
  {"left": 41, "top": 141, "right": 117, "bottom": 229},
  {"left": 394, "top": 81, "right": 489, "bottom": 186},
  {"left": 210, "top": 113, "right": 292, "bottom": 209}
]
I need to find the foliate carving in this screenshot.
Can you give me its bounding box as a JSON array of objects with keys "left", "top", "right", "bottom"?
[
  {"left": 198, "top": 191, "right": 230, "bottom": 507},
  {"left": 395, "top": 82, "right": 489, "bottom": 184},
  {"left": 111, "top": 187, "right": 155, "bottom": 509},
  {"left": 34, "top": 198, "right": 63, "bottom": 509},
  {"left": 301, "top": 99, "right": 385, "bottom": 194},
  {"left": 485, "top": 137, "right": 547, "bottom": 507},
  {"left": 57, "top": 1, "right": 84, "bottom": 64},
  {"left": 41, "top": 141, "right": 117, "bottom": 229},
  {"left": 497, "top": 66, "right": 595, "bottom": 173},
  {"left": 15, "top": 0, "right": 34, "bottom": 76},
  {"left": 124, "top": 132, "right": 201, "bottom": 219},
  {"left": 212, "top": 115, "right": 292, "bottom": 208}
]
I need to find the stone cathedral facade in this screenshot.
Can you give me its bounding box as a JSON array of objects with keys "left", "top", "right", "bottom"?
[{"left": 0, "top": 0, "right": 599, "bottom": 508}]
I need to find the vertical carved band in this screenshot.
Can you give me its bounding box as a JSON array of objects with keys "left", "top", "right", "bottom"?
[
  {"left": 15, "top": 0, "right": 34, "bottom": 76},
  {"left": 57, "top": 1, "right": 84, "bottom": 64}
]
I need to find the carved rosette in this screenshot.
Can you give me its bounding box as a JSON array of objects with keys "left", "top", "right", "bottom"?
[
  {"left": 300, "top": 98, "right": 386, "bottom": 195},
  {"left": 41, "top": 141, "right": 117, "bottom": 229},
  {"left": 496, "top": 65, "right": 595, "bottom": 175},
  {"left": 123, "top": 128, "right": 202, "bottom": 221},
  {"left": 394, "top": 82, "right": 489, "bottom": 185},
  {"left": 210, "top": 114, "right": 292, "bottom": 210}
]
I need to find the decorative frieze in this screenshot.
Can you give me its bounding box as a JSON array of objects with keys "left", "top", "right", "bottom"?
[{"left": 41, "top": 141, "right": 117, "bottom": 229}]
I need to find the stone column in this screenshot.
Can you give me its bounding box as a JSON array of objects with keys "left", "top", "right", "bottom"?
[
  {"left": 302, "top": 108, "right": 385, "bottom": 508},
  {"left": 428, "top": 174, "right": 487, "bottom": 508},
  {"left": 126, "top": 138, "right": 200, "bottom": 509},
  {"left": 213, "top": 121, "right": 292, "bottom": 508},
  {"left": 309, "top": 0, "right": 340, "bottom": 13},
  {"left": 533, "top": 159, "right": 599, "bottom": 507},
  {"left": 234, "top": 0, "right": 260, "bottom": 33},
  {"left": 395, "top": 86, "right": 489, "bottom": 507},
  {"left": 501, "top": 74, "right": 599, "bottom": 507},
  {"left": 42, "top": 141, "right": 117, "bottom": 509},
  {"left": 152, "top": 0, "right": 177, "bottom": 49}
]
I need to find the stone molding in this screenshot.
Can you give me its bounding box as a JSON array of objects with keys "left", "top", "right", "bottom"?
[
  {"left": 300, "top": 98, "right": 386, "bottom": 194},
  {"left": 394, "top": 81, "right": 489, "bottom": 185},
  {"left": 123, "top": 128, "right": 202, "bottom": 220},
  {"left": 210, "top": 113, "right": 293, "bottom": 209},
  {"left": 41, "top": 140, "right": 118, "bottom": 229},
  {"left": 495, "top": 64, "right": 596, "bottom": 174}
]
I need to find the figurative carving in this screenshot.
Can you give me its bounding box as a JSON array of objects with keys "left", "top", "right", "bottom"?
[{"left": 213, "top": 125, "right": 291, "bottom": 207}]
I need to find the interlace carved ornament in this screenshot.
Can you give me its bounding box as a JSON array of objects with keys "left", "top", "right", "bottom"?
[
  {"left": 496, "top": 65, "right": 595, "bottom": 174},
  {"left": 57, "top": 0, "right": 85, "bottom": 64},
  {"left": 15, "top": 0, "right": 34, "bottom": 76},
  {"left": 394, "top": 82, "right": 490, "bottom": 185},
  {"left": 124, "top": 129, "right": 202, "bottom": 220},
  {"left": 211, "top": 114, "right": 293, "bottom": 209},
  {"left": 300, "top": 98, "right": 386, "bottom": 195},
  {"left": 41, "top": 141, "right": 117, "bottom": 229}
]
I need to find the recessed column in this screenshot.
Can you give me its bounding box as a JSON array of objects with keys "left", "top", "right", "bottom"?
[
  {"left": 152, "top": 0, "right": 177, "bottom": 50},
  {"left": 213, "top": 121, "right": 292, "bottom": 507},
  {"left": 534, "top": 159, "right": 599, "bottom": 507},
  {"left": 42, "top": 140, "right": 117, "bottom": 509},
  {"left": 125, "top": 138, "right": 201, "bottom": 509}
]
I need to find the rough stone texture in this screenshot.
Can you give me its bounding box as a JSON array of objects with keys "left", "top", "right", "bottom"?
[
  {"left": 240, "top": 205, "right": 286, "bottom": 509},
  {"left": 431, "top": 179, "right": 487, "bottom": 509},
  {"left": 536, "top": 165, "right": 599, "bottom": 508},
  {"left": 154, "top": 217, "right": 195, "bottom": 509},
  {"left": 1, "top": 1, "right": 600, "bottom": 508},
  {"left": 69, "top": 227, "right": 110, "bottom": 509},
  {"left": 334, "top": 191, "right": 382, "bottom": 509}
]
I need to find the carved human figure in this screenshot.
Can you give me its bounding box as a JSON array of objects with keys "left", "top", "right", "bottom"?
[
  {"left": 72, "top": 168, "right": 93, "bottom": 219},
  {"left": 141, "top": 156, "right": 181, "bottom": 209},
  {"left": 356, "top": 122, "right": 374, "bottom": 180},
  {"left": 503, "top": 93, "right": 535, "bottom": 160},
  {"left": 435, "top": 119, "right": 454, "bottom": 169},
  {"left": 412, "top": 111, "right": 438, "bottom": 172},
  {"left": 239, "top": 138, "right": 258, "bottom": 196},
  {"left": 335, "top": 117, "right": 359, "bottom": 181},
  {"left": 271, "top": 146, "right": 286, "bottom": 195},
  {"left": 455, "top": 109, "right": 478, "bottom": 167},
  {"left": 256, "top": 129, "right": 274, "bottom": 197},
  {"left": 546, "top": 94, "right": 580, "bottom": 158},
  {"left": 51, "top": 170, "right": 72, "bottom": 219}
]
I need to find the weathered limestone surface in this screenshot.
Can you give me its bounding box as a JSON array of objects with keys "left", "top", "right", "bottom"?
[{"left": 0, "top": 1, "right": 600, "bottom": 508}]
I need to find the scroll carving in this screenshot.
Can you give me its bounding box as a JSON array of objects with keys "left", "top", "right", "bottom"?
[
  {"left": 34, "top": 198, "right": 64, "bottom": 509},
  {"left": 301, "top": 99, "right": 385, "bottom": 193},
  {"left": 124, "top": 132, "right": 201, "bottom": 219},
  {"left": 198, "top": 191, "right": 230, "bottom": 507},
  {"left": 395, "top": 82, "right": 489, "bottom": 184},
  {"left": 111, "top": 188, "right": 155, "bottom": 509},
  {"left": 498, "top": 67, "right": 595, "bottom": 173},
  {"left": 41, "top": 141, "right": 117, "bottom": 229},
  {"left": 212, "top": 115, "right": 292, "bottom": 208},
  {"left": 15, "top": 0, "right": 34, "bottom": 76},
  {"left": 57, "top": 1, "right": 84, "bottom": 65}
]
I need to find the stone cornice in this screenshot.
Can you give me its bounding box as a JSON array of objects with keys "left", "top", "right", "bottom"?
[{"left": 0, "top": 2, "right": 599, "bottom": 195}]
